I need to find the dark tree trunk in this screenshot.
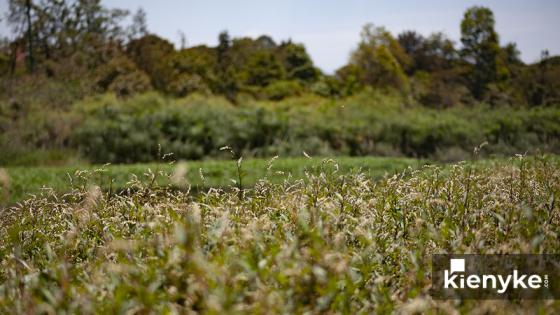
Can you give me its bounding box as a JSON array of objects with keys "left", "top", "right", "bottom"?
[{"left": 25, "top": 0, "right": 34, "bottom": 73}]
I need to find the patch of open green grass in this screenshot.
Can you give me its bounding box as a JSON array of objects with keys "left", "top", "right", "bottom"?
[{"left": 1, "top": 156, "right": 423, "bottom": 206}]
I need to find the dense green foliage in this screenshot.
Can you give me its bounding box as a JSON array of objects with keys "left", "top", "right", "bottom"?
[
  {"left": 460, "top": 6, "right": 504, "bottom": 99},
  {"left": 1, "top": 156, "right": 559, "bottom": 313},
  {"left": 1, "top": 2, "right": 559, "bottom": 166},
  {"left": 2, "top": 2, "right": 559, "bottom": 107},
  {"left": 68, "top": 92, "right": 560, "bottom": 163},
  {"left": 2, "top": 90, "right": 559, "bottom": 165}
]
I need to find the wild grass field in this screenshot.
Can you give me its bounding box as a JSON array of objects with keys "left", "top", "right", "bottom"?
[
  {"left": 1, "top": 0, "right": 560, "bottom": 313},
  {"left": 1, "top": 155, "right": 559, "bottom": 313},
  {"left": 1, "top": 156, "right": 421, "bottom": 206}
]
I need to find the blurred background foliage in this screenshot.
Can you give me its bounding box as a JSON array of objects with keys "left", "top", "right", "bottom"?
[{"left": 0, "top": 1, "right": 559, "bottom": 165}]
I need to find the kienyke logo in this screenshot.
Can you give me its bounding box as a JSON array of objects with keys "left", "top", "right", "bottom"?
[
  {"left": 444, "top": 258, "right": 549, "bottom": 294},
  {"left": 431, "top": 254, "right": 559, "bottom": 299}
]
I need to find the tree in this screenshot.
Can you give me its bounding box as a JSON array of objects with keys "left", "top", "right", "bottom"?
[
  {"left": 460, "top": 6, "right": 503, "bottom": 99},
  {"left": 7, "top": 0, "right": 129, "bottom": 73},
  {"left": 245, "top": 51, "right": 284, "bottom": 87},
  {"left": 398, "top": 31, "right": 458, "bottom": 74},
  {"left": 517, "top": 53, "right": 560, "bottom": 106},
  {"left": 277, "top": 41, "right": 319, "bottom": 82},
  {"left": 128, "top": 8, "right": 148, "bottom": 40},
  {"left": 217, "top": 30, "right": 231, "bottom": 65},
  {"left": 24, "top": 0, "right": 33, "bottom": 72},
  {"left": 0, "top": 38, "right": 12, "bottom": 76},
  {"left": 177, "top": 30, "right": 187, "bottom": 50},
  {"left": 335, "top": 64, "right": 365, "bottom": 96},
  {"left": 359, "top": 24, "right": 410, "bottom": 69},
  {"left": 215, "top": 31, "right": 238, "bottom": 100},
  {"left": 7, "top": 0, "right": 35, "bottom": 72},
  {"left": 349, "top": 24, "right": 409, "bottom": 91},
  {"left": 126, "top": 34, "right": 175, "bottom": 90},
  {"left": 397, "top": 31, "right": 424, "bottom": 74},
  {"left": 166, "top": 45, "right": 217, "bottom": 96},
  {"left": 423, "top": 33, "right": 457, "bottom": 70},
  {"left": 94, "top": 54, "right": 151, "bottom": 97},
  {"left": 255, "top": 35, "right": 276, "bottom": 50},
  {"left": 501, "top": 42, "right": 522, "bottom": 66}
]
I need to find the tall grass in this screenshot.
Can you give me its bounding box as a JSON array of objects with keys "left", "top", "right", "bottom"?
[
  {"left": 0, "top": 155, "right": 558, "bottom": 313},
  {"left": 1, "top": 156, "right": 420, "bottom": 205}
]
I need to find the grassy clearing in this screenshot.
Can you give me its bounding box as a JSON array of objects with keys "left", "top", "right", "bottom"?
[
  {"left": 0, "top": 155, "right": 558, "bottom": 313},
  {"left": 1, "top": 156, "right": 422, "bottom": 206}
]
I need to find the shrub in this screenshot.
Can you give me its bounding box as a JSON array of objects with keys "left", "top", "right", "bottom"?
[
  {"left": 262, "top": 80, "right": 303, "bottom": 100},
  {"left": 167, "top": 73, "right": 210, "bottom": 97},
  {"left": 95, "top": 55, "right": 152, "bottom": 96},
  {"left": 69, "top": 92, "right": 560, "bottom": 163}
]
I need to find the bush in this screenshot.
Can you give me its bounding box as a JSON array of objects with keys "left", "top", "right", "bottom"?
[
  {"left": 262, "top": 80, "right": 303, "bottom": 100},
  {"left": 69, "top": 91, "right": 560, "bottom": 164},
  {"left": 95, "top": 55, "right": 152, "bottom": 97},
  {"left": 167, "top": 73, "right": 210, "bottom": 97}
]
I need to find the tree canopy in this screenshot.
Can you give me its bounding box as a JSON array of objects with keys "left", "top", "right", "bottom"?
[{"left": 1, "top": 2, "right": 558, "bottom": 107}]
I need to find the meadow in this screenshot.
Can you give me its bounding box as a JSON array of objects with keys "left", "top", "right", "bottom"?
[
  {"left": 0, "top": 155, "right": 559, "bottom": 313},
  {"left": 1, "top": 156, "right": 421, "bottom": 206}
]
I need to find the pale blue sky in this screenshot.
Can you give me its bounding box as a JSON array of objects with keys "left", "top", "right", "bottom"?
[{"left": 1, "top": 0, "right": 559, "bottom": 72}]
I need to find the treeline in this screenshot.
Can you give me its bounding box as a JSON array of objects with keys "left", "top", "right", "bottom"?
[
  {"left": 1, "top": 0, "right": 321, "bottom": 104},
  {"left": 0, "top": 1, "right": 559, "bottom": 165},
  {"left": 1, "top": 1, "right": 559, "bottom": 107}
]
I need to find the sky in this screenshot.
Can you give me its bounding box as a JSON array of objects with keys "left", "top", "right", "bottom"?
[{"left": 1, "top": 0, "right": 559, "bottom": 73}]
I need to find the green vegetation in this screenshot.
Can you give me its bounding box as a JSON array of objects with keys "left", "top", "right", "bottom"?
[
  {"left": 1, "top": 156, "right": 559, "bottom": 313},
  {"left": 6, "top": 91, "right": 558, "bottom": 165},
  {"left": 1, "top": 2, "right": 559, "bottom": 167},
  {"left": 1, "top": 156, "right": 421, "bottom": 206},
  {"left": 1, "top": 1, "right": 559, "bottom": 312},
  {"left": 2, "top": 91, "right": 559, "bottom": 166}
]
